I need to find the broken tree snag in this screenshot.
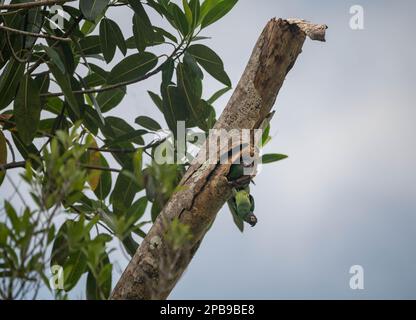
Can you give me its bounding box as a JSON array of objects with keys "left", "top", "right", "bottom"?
[{"left": 111, "top": 18, "right": 327, "bottom": 300}]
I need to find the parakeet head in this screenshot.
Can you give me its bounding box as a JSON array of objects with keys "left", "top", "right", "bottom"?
[{"left": 245, "top": 213, "right": 258, "bottom": 227}]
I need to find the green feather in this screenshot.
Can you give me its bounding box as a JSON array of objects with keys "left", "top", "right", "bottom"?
[
  {"left": 235, "top": 190, "right": 252, "bottom": 220},
  {"left": 228, "top": 163, "right": 244, "bottom": 181}
]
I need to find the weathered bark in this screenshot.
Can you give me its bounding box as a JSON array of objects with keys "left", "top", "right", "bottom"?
[{"left": 111, "top": 18, "right": 327, "bottom": 300}]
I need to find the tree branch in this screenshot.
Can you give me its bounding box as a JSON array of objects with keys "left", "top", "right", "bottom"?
[
  {"left": 0, "top": 161, "right": 26, "bottom": 171},
  {"left": 0, "top": 159, "right": 125, "bottom": 174},
  {"left": 81, "top": 164, "right": 122, "bottom": 173},
  {"left": 111, "top": 18, "right": 327, "bottom": 300},
  {"left": 0, "top": 0, "right": 75, "bottom": 10},
  {"left": 4, "top": 28, "right": 27, "bottom": 63},
  {"left": 0, "top": 25, "right": 71, "bottom": 42},
  {"left": 40, "top": 66, "right": 164, "bottom": 97}
]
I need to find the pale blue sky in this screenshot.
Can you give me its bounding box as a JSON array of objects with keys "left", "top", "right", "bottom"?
[
  {"left": 2, "top": 0, "right": 416, "bottom": 299},
  {"left": 169, "top": 0, "right": 416, "bottom": 299}
]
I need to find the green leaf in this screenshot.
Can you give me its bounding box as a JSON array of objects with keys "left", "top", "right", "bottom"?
[
  {"left": 189, "top": 0, "right": 201, "bottom": 28},
  {"left": 14, "top": 75, "right": 41, "bottom": 145},
  {"left": 170, "top": 3, "right": 189, "bottom": 36},
  {"left": 24, "top": 8, "right": 43, "bottom": 48},
  {"left": 207, "top": 86, "right": 231, "bottom": 104},
  {"left": 0, "top": 130, "right": 7, "bottom": 185},
  {"left": 151, "top": 201, "right": 162, "bottom": 223},
  {"left": 161, "top": 85, "right": 189, "bottom": 135},
  {"left": 4, "top": 201, "right": 20, "bottom": 232},
  {"left": 183, "top": 0, "right": 193, "bottom": 25},
  {"left": 200, "top": 0, "right": 219, "bottom": 21},
  {"left": 102, "top": 117, "right": 140, "bottom": 141},
  {"left": 135, "top": 116, "right": 161, "bottom": 131},
  {"left": 261, "top": 124, "right": 270, "bottom": 147},
  {"left": 70, "top": 77, "right": 86, "bottom": 109},
  {"left": 261, "top": 153, "right": 288, "bottom": 164},
  {"left": 99, "top": 18, "right": 117, "bottom": 63},
  {"left": 98, "top": 18, "right": 126, "bottom": 59},
  {"left": 43, "top": 46, "right": 66, "bottom": 74},
  {"left": 130, "top": 0, "right": 154, "bottom": 51},
  {"left": 162, "top": 58, "right": 175, "bottom": 87},
  {"left": 96, "top": 87, "right": 126, "bottom": 113},
  {"left": 183, "top": 52, "right": 204, "bottom": 79},
  {"left": 0, "top": 222, "right": 9, "bottom": 246},
  {"left": 187, "top": 44, "right": 231, "bottom": 86},
  {"left": 81, "top": 19, "right": 98, "bottom": 35},
  {"left": 110, "top": 19, "right": 126, "bottom": 55},
  {"left": 121, "top": 234, "right": 139, "bottom": 257},
  {"left": 90, "top": 64, "right": 108, "bottom": 78},
  {"left": 132, "top": 224, "right": 147, "bottom": 238},
  {"left": 85, "top": 137, "right": 101, "bottom": 192},
  {"left": 84, "top": 73, "right": 105, "bottom": 88},
  {"left": 86, "top": 270, "right": 98, "bottom": 300},
  {"left": 50, "top": 223, "right": 69, "bottom": 268},
  {"left": 107, "top": 53, "right": 158, "bottom": 85},
  {"left": 154, "top": 26, "right": 177, "bottom": 43},
  {"left": 0, "top": 59, "right": 24, "bottom": 110},
  {"left": 148, "top": 91, "right": 164, "bottom": 113},
  {"left": 126, "top": 197, "right": 148, "bottom": 226},
  {"left": 177, "top": 58, "right": 202, "bottom": 98},
  {"left": 78, "top": 75, "right": 105, "bottom": 126},
  {"left": 47, "top": 225, "right": 56, "bottom": 244},
  {"left": 80, "top": 0, "right": 110, "bottom": 21},
  {"left": 206, "top": 102, "right": 217, "bottom": 129},
  {"left": 201, "top": 0, "right": 238, "bottom": 29},
  {"left": 79, "top": 35, "right": 102, "bottom": 55},
  {"left": 146, "top": 0, "right": 171, "bottom": 18},
  {"left": 84, "top": 64, "right": 108, "bottom": 87},
  {"left": 93, "top": 154, "right": 112, "bottom": 200},
  {"left": 46, "top": 39, "right": 75, "bottom": 75},
  {"left": 110, "top": 171, "right": 141, "bottom": 215},
  {"left": 176, "top": 62, "right": 205, "bottom": 128},
  {"left": 86, "top": 261, "right": 111, "bottom": 298},
  {"left": 64, "top": 251, "right": 87, "bottom": 291},
  {"left": 133, "top": 148, "right": 143, "bottom": 185},
  {"left": 132, "top": 14, "right": 150, "bottom": 52},
  {"left": 49, "top": 65, "right": 80, "bottom": 119},
  {"left": 125, "top": 36, "right": 136, "bottom": 49},
  {"left": 105, "top": 129, "right": 147, "bottom": 147},
  {"left": 101, "top": 117, "right": 142, "bottom": 168},
  {"left": 82, "top": 105, "right": 101, "bottom": 135},
  {"left": 34, "top": 72, "right": 50, "bottom": 95},
  {"left": 97, "top": 263, "right": 112, "bottom": 298},
  {"left": 11, "top": 133, "right": 40, "bottom": 168},
  {"left": 192, "top": 36, "right": 212, "bottom": 41},
  {"left": 43, "top": 97, "right": 63, "bottom": 115}
]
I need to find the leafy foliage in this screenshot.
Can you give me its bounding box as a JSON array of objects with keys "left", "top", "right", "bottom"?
[
  {"left": 261, "top": 153, "right": 288, "bottom": 164},
  {"left": 0, "top": 0, "right": 286, "bottom": 299},
  {"left": 0, "top": 0, "right": 240, "bottom": 300}
]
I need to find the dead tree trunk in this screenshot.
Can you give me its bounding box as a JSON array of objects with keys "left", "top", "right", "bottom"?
[{"left": 111, "top": 18, "right": 327, "bottom": 300}]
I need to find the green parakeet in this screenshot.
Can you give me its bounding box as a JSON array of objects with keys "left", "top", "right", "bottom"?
[
  {"left": 229, "top": 188, "right": 257, "bottom": 227},
  {"left": 228, "top": 163, "right": 245, "bottom": 181},
  {"left": 227, "top": 162, "right": 255, "bottom": 188}
]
